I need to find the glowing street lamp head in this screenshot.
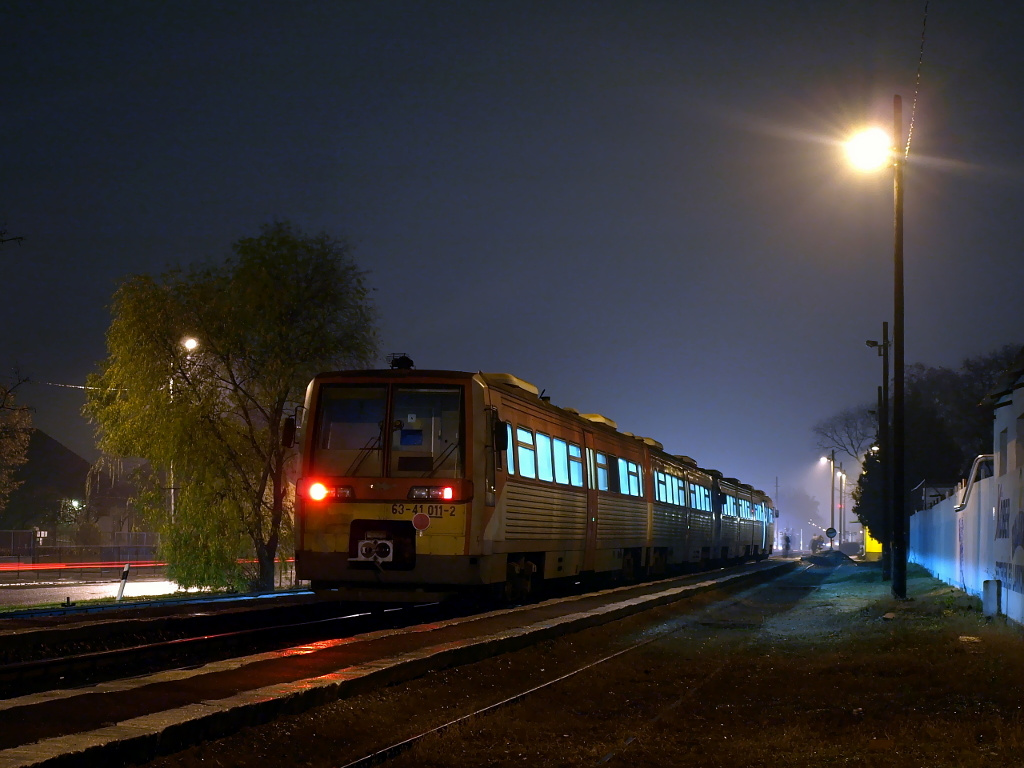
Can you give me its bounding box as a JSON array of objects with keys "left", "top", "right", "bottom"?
[
  {"left": 181, "top": 337, "right": 199, "bottom": 352},
  {"left": 845, "top": 127, "right": 892, "bottom": 172}
]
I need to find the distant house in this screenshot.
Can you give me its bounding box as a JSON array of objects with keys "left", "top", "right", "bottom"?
[{"left": 0, "top": 430, "right": 89, "bottom": 530}]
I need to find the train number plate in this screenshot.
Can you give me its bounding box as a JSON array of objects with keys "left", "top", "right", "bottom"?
[{"left": 391, "top": 503, "right": 456, "bottom": 517}]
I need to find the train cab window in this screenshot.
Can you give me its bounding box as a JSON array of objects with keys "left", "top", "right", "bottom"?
[
  {"left": 536, "top": 433, "right": 554, "bottom": 482},
  {"left": 516, "top": 428, "right": 537, "bottom": 479},
  {"left": 569, "top": 444, "right": 584, "bottom": 487},
  {"left": 313, "top": 384, "right": 387, "bottom": 477},
  {"left": 390, "top": 386, "right": 464, "bottom": 478}
]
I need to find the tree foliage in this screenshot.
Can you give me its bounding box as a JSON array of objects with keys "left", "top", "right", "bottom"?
[
  {"left": 85, "top": 221, "right": 377, "bottom": 590},
  {"left": 0, "top": 375, "right": 32, "bottom": 513},
  {"left": 852, "top": 344, "right": 1022, "bottom": 536}
]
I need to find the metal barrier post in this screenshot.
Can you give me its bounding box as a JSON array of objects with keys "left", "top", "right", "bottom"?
[{"left": 116, "top": 563, "right": 131, "bottom": 601}]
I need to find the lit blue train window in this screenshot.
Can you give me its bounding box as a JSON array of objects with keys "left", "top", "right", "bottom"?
[
  {"left": 536, "top": 433, "right": 554, "bottom": 482},
  {"left": 552, "top": 438, "right": 569, "bottom": 484},
  {"left": 691, "top": 485, "right": 711, "bottom": 512},
  {"left": 506, "top": 423, "right": 515, "bottom": 475},
  {"left": 517, "top": 427, "right": 536, "bottom": 479},
  {"left": 569, "top": 444, "right": 584, "bottom": 487},
  {"left": 619, "top": 459, "right": 641, "bottom": 497},
  {"left": 655, "top": 472, "right": 666, "bottom": 503},
  {"left": 596, "top": 453, "right": 609, "bottom": 491}
]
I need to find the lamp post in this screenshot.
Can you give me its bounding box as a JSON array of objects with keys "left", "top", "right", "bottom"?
[
  {"left": 170, "top": 336, "right": 200, "bottom": 524},
  {"left": 867, "top": 322, "right": 892, "bottom": 581},
  {"left": 820, "top": 451, "right": 836, "bottom": 550},
  {"left": 838, "top": 464, "right": 846, "bottom": 543},
  {"left": 845, "top": 95, "right": 907, "bottom": 600}
]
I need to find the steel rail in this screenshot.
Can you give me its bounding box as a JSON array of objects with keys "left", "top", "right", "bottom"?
[
  {"left": 0, "top": 601, "right": 452, "bottom": 698},
  {"left": 337, "top": 568, "right": 801, "bottom": 768}
]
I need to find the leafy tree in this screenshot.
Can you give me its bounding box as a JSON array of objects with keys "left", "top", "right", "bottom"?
[
  {"left": 852, "top": 344, "right": 1021, "bottom": 538},
  {"left": 0, "top": 375, "right": 32, "bottom": 513},
  {"left": 905, "top": 344, "right": 1020, "bottom": 472},
  {"left": 85, "top": 221, "right": 377, "bottom": 590}
]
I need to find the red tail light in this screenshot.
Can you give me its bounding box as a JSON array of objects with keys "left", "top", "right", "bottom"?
[{"left": 303, "top": 480, "right": 354, "bottom": 502}]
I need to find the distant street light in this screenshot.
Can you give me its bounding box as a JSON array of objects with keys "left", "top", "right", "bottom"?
[{"left": 845, "top": 96, "right": 907, "bottom": 599}]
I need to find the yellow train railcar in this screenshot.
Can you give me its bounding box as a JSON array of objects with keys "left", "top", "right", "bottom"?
[{"left": 294, "top": 366, "right": 775, "bottom": 598}]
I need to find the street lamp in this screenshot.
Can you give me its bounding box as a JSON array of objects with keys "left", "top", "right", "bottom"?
[{"left": 846, "top": 95, "right": 907, "bottom": 599}]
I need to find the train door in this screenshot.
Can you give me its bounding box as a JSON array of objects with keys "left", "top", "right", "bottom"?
[
  {"left": 582, "top": 429, "right": 599, "bottom": 571},
  {"left": 711, "top": 477, "right": 724, "bottom": 560}
]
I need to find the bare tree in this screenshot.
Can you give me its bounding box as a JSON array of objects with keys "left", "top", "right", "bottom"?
[
  {"left": 0, "top": 227, "right": 24, "bottom": 247},
  {"left": 812, "top": 404, "right": 876, "bottom": 462}
]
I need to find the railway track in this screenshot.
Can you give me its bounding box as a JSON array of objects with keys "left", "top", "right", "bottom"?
[
  {"left": 0, "top": 560, "right": 792, "bottom": 768},
  {"left": 338, "top": 562, "right": 823, "bottom": 768},
  {"left": 0, "top": 598, "right": 467, "bottom": 698}
]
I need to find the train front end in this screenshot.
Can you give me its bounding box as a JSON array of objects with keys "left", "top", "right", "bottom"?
[{"left": 294, "top": 369, "right": 488, "bottom": 590}]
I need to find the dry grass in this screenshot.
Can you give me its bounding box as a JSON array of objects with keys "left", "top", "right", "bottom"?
[{"left": 146, "top": 563, "right": 1024, "bottom": 768}]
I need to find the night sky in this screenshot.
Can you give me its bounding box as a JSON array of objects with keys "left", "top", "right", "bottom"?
[{"left": 5, "top": 2, "right": 1024, "bottom": 532}]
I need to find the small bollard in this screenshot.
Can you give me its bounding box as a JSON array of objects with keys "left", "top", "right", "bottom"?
[
  {"left": 983, "top": 579, "right": 1001, "bottom": 617},
  {"left": 116, "top": 563, "right": 131, "bottom": 601}
]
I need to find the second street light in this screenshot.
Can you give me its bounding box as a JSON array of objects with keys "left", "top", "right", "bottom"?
[{"left": 846, "top": 95, "right": 907, "bottom": 600}]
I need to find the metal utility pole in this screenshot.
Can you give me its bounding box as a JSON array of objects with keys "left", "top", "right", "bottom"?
[
  {"left": 829, "top": 449, "right": 836, "bottom": 550},
  {"left": 868, "top": 321, "right": 891, "bottom": 580}
]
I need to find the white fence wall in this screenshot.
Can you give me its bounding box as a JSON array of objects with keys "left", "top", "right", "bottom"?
[
  {"left": 911, "top": 475, "right": 1024, "bottom": 625},
  {"left": 910, "top": 350, "right": 1024, "bottom": 624}
]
